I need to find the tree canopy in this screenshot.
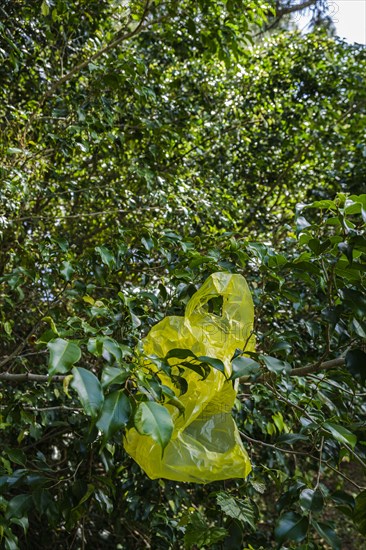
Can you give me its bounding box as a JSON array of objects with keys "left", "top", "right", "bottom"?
[{"left": 1, "top": 1, "right": 365, "bottom": 548}]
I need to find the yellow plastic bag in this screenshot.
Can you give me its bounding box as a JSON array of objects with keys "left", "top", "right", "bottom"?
[{"left": 124, "top": 272, "right": 255, "bottom": 483}]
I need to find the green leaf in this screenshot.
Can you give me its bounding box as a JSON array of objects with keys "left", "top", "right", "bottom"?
[
  {"left": 296, "top": 216, "right": 311, "bottom": 232},
  {"left": 87, "top": 337, "right": 103, "bottom": 356},
  {"left": 47, "top": 338, "right": 81, "bottom": 376},
  {"left": 171, "top": 374, "right": 188, "bottom": 395},
  {"left": 71, "top": 367, "right": 104, "bottom": 417},
  {"left": 230, "top": 356, "right": 261, "bottom": 379},
  {"left": 4, "top": 321, "right": 12, "bottom": 336},
  {"left": 354, "top": 490, "right": 366, "bottom": 535},
  {"left": 101, "top": 366, "right": 129, "bottom": 389},
  {"left": 275, "top": 512, "right": 308, "bottom": 543},
  {"left": 42, "top": 316, "right": 59, "bottom": 335},
  {"left": 250, "top": 480, "right": 266, "bottom": 494},
  {"left": 60, "top": 260, "right": 74, "bottom": 281},
  {"left": 11, "top": 515, "right": 29, "bottom": 533},
  {"left": 181, "top": 361, "right": 210, "bottom": 380},
  {"left": 216, "top": 492, "right": 256, "bottom": 530},
  {"left": 165, "top": 396, "right": 185, "bottom": 416},
  {"left": 352, "top": 319, "right": 366, "bottom": 339},
  {"left": 72, "top": 483, "right": 95, "bottom": 511},
  {"left": 260, "top": 355, "right": 291, "bottom": 374},
  {"left": 6, "top": 494, "right": 32, "bottom": 519},
  {"left": 338, "top": 242, "right": 353, "bottom": 264},
  {"left": 299, "top": 488, "right": 324, "bottom": 513},
  {"left": 95, "top": 246, "right": 115, "bottom": 268},
  {"left": 197, "top": 355, "right": 226, "bottom": 375},
  {"left": 323, "top": 422, "right": 357, "bottom": 449},
  {"left": 330, "top": 491, "right": 355, "bottom": 516},
  {"left": 134, "top": 402, "right": 173, "bottom": 450},
  {"left": 41, "top": 1, "right": 50, "bottom": 16},
  {"left": 165, "top": 348, "right": 197, "bottom": 360},
  {"left": 312, "top": 520, "right": 341, "bottom": 550},
  {"left": 141, "top": 235, "right": 154, "bottom": 251},
  {"left": 6, "top": 147, "right": 23, "bottom": 155},
  {"left": 5, "top": 449, "right": 26, "bottom": 466},
  {"left": 96, "top": 391, "right": 131, "bottom": 442},
  {"left": 4, "top": 533, "right": 19, "bottom": 550},
  {"left": 102, "top": 337, "right": 123, "bottom": 362},
  {"left": 184, "top": 511, "right": 227, "bottom": 549}
]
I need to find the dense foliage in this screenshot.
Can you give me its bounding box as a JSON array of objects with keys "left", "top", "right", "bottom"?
[{"left": 1, "top": 1, "right": 365, "bottom": 548}]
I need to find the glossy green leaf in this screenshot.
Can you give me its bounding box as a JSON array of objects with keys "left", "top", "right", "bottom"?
[
  {"left": 101, "top": 366, "right": 129, "bottom": 389},
  {"left": 323, "top": 422, "right": 357, "bottom": 449},
  {"left": 72, "top": 483, "right": 95, "bottom": 510},
  {"left": 71, "top": 367, "right": 104, "bottom": 417},
  {"left": 354, "top": 490, "right": 366, "bottom": 535},
  {"left": 5, "top": 449, "right": 26, "bottom": 466},
  {"left": 274, "top": 512, "right": 308, "bottom": 543},
  {"left": 330, "top": 491, "right": 355, "bottom": 516},
  {"left": 216, "top": 492, "right": 256, "bottom": 529},
  {"left": 299, "top": 488, "right": 324, "bottom": 513},
  {"left": 184, "top": 511, "right": 227, "bottom": 549},
  {"left": 47, "top": 338, "right": 81, "bottom": 376},
  {"left": 6, "top": 494, "right": 32, "bottom": 519},
  {"left": 165, "top": 348, "right": 197, "bottom": 360},
  {"left": 60, "top": 260, "right": 74, "bottom": 281},
  {"left": 230, "top": 356, "right": 261, "bottom": 379},
  {"left": 197, "top": 356, "right": 226, "bottom": 375},
  {"left": 312, "top": 520, "right": 341, "bottom": 550},
  {"left": 95, "top": 246, "right": 115, "bottom": 268},
  {"left": 96, "top": 391, "right": 131, "bottom": 441},
  {"left": 165, "top": 396, "right": 185, "bottom": 416},
  {"left": 134, "top": 402, "right": 173, "bottom": 450},
  {"left": 260, "top": 355, "right": 291, "bottom": 374},
  {"left": 181, "top": 361, "right": 210, "bottom": 380},
  {"left": 102, "top": 337, "right": 123, "bottom": 362}
]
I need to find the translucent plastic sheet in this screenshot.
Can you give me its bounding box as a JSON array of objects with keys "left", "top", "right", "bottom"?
[{"left": 124, "top": 272, "right": 255, "bottom": 483}]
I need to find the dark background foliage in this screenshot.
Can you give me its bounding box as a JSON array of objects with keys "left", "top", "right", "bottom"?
[{"left": 0, "top": 1, "right": 365, "bottom": 548}]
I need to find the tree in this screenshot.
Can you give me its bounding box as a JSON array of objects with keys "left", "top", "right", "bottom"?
[{"left": 0, "top": 1, "right": 365, "bottom": 548}]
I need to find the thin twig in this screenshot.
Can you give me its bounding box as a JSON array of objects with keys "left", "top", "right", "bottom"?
[
  {"left": 325, "top": 461, "right": 365, "bottom": 491},
  {"left": 239, "top": 430, "right": 312, "bottom": 456},
  {"left": 0, "top": 322, "right": 43, "bottom": 369},
  {"left": 315, "top": 436, "right": 324, "bottom": 490},
  {"left": 0, "top": 372, "right": 66, "bottom": 382},
  {"left": 240, "top": 431, "right": 365, "bottom": 490}
]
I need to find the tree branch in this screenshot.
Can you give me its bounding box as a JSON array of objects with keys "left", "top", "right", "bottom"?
[
  {"left": 239, "top": 356, "right": 345, "bottom": 383},
  {"left": 290, "top": 356, "right": 345, "bottom": 377},
  {"left": 0, "top": 357, "right": 346, "bottom": 384},
  {"left": 0, "top": 372, "right": 66, "bottom": 382},
  {"left": 276, "top": 0, "right": 317, "bottom": 17}
]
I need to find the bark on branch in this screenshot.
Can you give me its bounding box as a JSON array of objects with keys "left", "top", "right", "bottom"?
[
  {"left": 0, "top": 357, "right": 345, "bottom": 384},
  {"left": 239, "top": 356, "right": 345, "bottom": 383},
  {"left": 0, "top": 372, "right": 66, "bottom": 382},
  {"left": 276, "top": 0, "right": 317, "bottom": 17},
  {"left": 289, "top": 356, "right": 345, "bottom": 377}
]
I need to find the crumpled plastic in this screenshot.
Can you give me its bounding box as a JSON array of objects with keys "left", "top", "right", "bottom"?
[{"left": 124, "top": 272, "right": 255, "bottom": 483}]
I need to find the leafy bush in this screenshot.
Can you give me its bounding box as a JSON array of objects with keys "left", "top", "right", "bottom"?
[{"left": 1, "top": 1, "right": 365, "bottom": 548}]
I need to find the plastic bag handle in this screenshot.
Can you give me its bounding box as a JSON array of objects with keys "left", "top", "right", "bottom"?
[{"left": 185, "top": 272, "right": 253, "bottom": 326}]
